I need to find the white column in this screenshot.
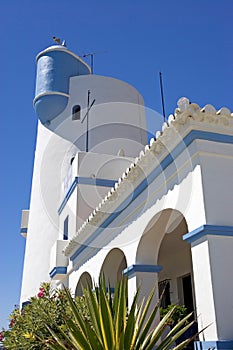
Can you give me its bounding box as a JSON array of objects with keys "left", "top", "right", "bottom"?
[
  {"left": 184, "top": 225, "right": 233, "bottom": 344},
  {"left": 124, "top": 265, "right": 162, "bottom": 324}
]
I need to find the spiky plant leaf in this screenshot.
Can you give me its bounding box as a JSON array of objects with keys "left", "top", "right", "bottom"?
[
  {"left": 140, "top": 305, "right": 177, "bottom": 350},
  {"left": 84, "top": 284, "right": 103, "bottom": 343},
  {"left": 124, "top": 287, "right": 141, "bottom": 349},
  {"left": 98, "top": 279, "right": 115, "bottom": 349},
  {"left": 114, "top": 277, "right": 127, "bottom": 347}
]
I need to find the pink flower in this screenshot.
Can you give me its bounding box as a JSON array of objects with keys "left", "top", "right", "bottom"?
[
  {"left": 37, "top": 291, "right": 45, "bottom": 298},
  {"left": 0, "top": 332, "right": 4, "bottom": 341},
  {"left": 9, "top": 319, "right": 15, "bottom": 328}
]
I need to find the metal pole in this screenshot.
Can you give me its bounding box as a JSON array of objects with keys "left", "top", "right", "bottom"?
[
  {"left": 81, "top": 91, "right": 95, "bottom": 152},
  {"left": 86, "top": 90, "right": 90, "bottom": 152},
  {"left": 90, "top": 54, "right": 94, "bottom": 74},
  {"left": 159, "top": 72, "right": 166, "bottom": 122}
]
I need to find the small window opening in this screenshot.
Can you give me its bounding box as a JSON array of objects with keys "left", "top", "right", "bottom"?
[
  {"left": 70, "top": 156, "right": 75, "bottom": 165},
  {"left": 159, "top": 279, "right": 171, "bottom": 309},
  {"left": 72, "top": 105, "right": 81, "bottom": 120},
  {"left": 63, "top": 216, "right": 69, "bottom": 240}
]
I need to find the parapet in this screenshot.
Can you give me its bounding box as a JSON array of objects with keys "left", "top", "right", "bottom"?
[{"left": 33, "top": 45, "right": 91, "bottom": 125}]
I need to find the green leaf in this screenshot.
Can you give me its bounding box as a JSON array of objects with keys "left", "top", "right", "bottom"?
[
  {"left": 134, "top": 285, "right": 160, "bottom": 349},
  {"left": 141, "top": 305, "right": 177, "bottom": 350},
  {"left": 65, "top": 318, "right": 93, "bottom": 350},
  {"left": 123, "top": 287, "right": 141, "bottom": 349},
  {"left": 84, "top": 284, "right": 103, "bottom": 344},
  {"left": 115, "top": 278, "right": 126, "bottom": 346},
  {"left": 98, "top": 281, "right": 115, "bottom": 349},
  {"left": 45, "top": 325, "right": 70, "bottom": 350}
]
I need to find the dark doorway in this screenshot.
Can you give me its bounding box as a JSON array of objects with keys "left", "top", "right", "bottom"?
[{"left": 182, "top": 274, "right": 194, "bottom": 314}]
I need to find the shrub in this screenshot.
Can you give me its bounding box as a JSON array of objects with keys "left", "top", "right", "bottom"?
[
  {"left": 2, "top": 283, "right": 85, "bottom": 349},
  {"left": 3, "top": 279, "right": 197, "bottom": 350}
]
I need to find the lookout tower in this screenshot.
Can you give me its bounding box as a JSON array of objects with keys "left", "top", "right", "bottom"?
[{"left": 20, "top": 42, "right": 148, "bottom": 303}]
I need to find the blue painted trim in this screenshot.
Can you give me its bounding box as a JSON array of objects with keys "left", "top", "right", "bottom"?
[
  {"left": 78, "top": 177, "right": 116, "bottom": 187},
  {"left": 20, "top": 228, "right": 28, "bottom": 234},
  {"left": 70, "top": 130, "right": 233, "bottom": 261},
  {"left": 58, "top": 177, "right": 78, "bottom": 214},
  {"left": 194, "top": 340, "right": 233, "bottom": 350},
  {"left": 183, "top": 225, "right": 233, "bottom": 244},
  {"left": 58, "top": 176, "right": 117, "bottom": 215},
  {"left": 22, "top": 300, "right": 31, "bottom": 309},
  {"left": 123, "top": 264, "right": 163, "bottom": 277},
  {"left": 49, "top": 266, "right": 67, "bottom": 278}
]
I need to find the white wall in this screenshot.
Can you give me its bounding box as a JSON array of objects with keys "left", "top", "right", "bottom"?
[
  {"left": 199, "top": 141, "right": 233, "bottom": 225},
  {"left": 20, "top": 122, "right": 74, "bottom": 303},
  {"left": 47, "top": 75, "right": 148, "bottom": 157},
  {"left": 192, "top": 235, "right": 233, "bottom": 340}
]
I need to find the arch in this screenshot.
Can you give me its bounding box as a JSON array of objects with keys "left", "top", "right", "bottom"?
[
  {"left": 157, "top": 215, "right": 193, "bottom": 312},
  {"left": 100, "top": 248, "right": 127, "bottom": 288},
  {"left": 136, "top": 208, "right": 194, "bottom": 313},
  {"left": 75, "top": 272, "right": 92, "bottom": 297},
  {"left": 136, "top": 209, "right": 187, "bottom": 265}
]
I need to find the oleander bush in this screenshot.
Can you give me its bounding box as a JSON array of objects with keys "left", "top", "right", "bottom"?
[{"left": 1, "top": 283, "right": 88, "bottom": 350}]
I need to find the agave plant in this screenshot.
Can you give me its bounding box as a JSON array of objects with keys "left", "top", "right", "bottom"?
[{"left": 44, "top": 277, "right": 196, "bottom": 350}]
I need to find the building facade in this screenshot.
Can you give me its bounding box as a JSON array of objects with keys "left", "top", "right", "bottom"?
[{"left": 20, "top": 43, "right": 233, "bottom": 349}]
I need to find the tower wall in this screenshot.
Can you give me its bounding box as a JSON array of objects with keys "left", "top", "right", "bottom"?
[
  {"left": 20, "top": 45, "right": 149, "bottom": 303},
  {"left": 20, "top": 123, "right": 74, "bottom": 302}
]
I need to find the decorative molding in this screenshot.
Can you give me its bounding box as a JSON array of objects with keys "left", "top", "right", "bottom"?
[
  {"left": 49, "top": 266, "right": 67, "bottom": 279},
  {"left": 194, "top": 340, "right": 233, "bottom": 350},
  {"left": 33, "top": 91, "right": 70, "bottom": 106},
  {"left": 58, "top": 176, "right": 117, "bottom": 215},
  {"left": 20, "top": 227, "right": 27, "bottom": 238},
  {"left": 20, "top": 228, "right": 28, "bottom": 234},
  {"left": 123, "top": 264, "right": 163, "bottom": 278},
  {"left": 183, "top": 225, "right": 233, "bottom": 244}
]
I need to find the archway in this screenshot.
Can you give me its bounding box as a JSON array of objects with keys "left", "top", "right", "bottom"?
[
  {"left": 157, "top": 211, "right": 194, "bottom": 313},
  {"left": 75, "top": 272, "right": 92, "bottom": 297},
  {"left": 135, "top": 209, "right": 194, "bottom": 312},
  {"left": 100, "top": 248, "right": 127, "bottom": 289}
]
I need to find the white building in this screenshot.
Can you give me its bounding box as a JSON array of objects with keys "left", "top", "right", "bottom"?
[{"left": 20, "top": 43, "right": 233, "bottom": 350}]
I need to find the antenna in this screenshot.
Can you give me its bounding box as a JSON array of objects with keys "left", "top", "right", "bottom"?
[
  {"left": 81, "top": 90, "right": 96, "bottom": 152},
  {"left": 159, "top": 71, "right": 166, "bottom": 122},
  {"left": 82, "top": 51, "right": 107, "bottom": 74}
]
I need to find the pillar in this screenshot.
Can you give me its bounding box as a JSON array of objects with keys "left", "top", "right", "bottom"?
[{"left": 184, "top": 225, "right": 233, "bottom": 350}]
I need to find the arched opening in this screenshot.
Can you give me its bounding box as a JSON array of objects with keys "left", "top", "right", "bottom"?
[
  {"left": 75, "top": 272, "right": 92, "bottom": 297},
  {"left": 72, "top": 105, "right": 81, "bottom": 120},
  {"left": 100, "top": 248, "right": 127, "bottom": 289},
  {"left": 157, "top": 212, "right": 194, "bottom": 313},
  {"left": 136, "top": 209, "right": 194, "bottom": 313}
]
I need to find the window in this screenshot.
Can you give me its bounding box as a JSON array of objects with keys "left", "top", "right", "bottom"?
[
  {"left": 159, "top": 279, "right": 171, "bottom": 309},
  {"left": 63, "top": 216, "right": 69, "bottom": 240},
  {"left": 72, "top": 105, "right": 81, "bottom": 120}
]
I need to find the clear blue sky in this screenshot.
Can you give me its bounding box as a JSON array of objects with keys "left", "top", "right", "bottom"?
[{"left": 0, "top": 0, "right": 232, "bottom": 329}]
